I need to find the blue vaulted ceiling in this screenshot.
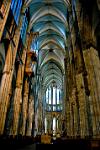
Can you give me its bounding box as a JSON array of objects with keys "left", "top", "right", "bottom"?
[{"left": 25, "top": 0, "right": 70, "bottom": 89}]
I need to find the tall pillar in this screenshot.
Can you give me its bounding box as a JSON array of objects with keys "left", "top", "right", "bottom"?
[
  {"left": 75, "top": 73, "right": 89, "bottom": 137},
  {"left": 0, "top": 0, "right": 11, "bottom": 40},
  {"left": 26, "top": 95, "right": 34, "bottom": 136},
  {"left": 68, "top": 5, "right": 91, "bottom": 138},
  {"left": 75, "top": 1, "right": 98, "bottom": 137},
  {"left": 19, "top": 32, "right": 38, "bottom": 136},
  {"left": 73, "top": 102, "right": 79, "bottom": 137},
  {"left": 20, "top": 78, "right": 29, "bottom": 136},
  {"left": 0, "top": 9, "right": 26, "bottom": 135},
  {"left": 69, "top": 88, "right": 78, "bottom": 137},
  {"left": 64, "top": 57, "right": 69, "bottom": 133},
  {"left": 10, "top": 49, "right": 26, "bottom": 136},
  {"left": 38, "top": 87, "right": 42, "bottom": 134},
  {"left": 83, "top": 47, "right": 100, "bottom": 138}
]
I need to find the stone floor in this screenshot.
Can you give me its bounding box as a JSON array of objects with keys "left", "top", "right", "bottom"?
[
  {"left": 0, "top": 136, "right": 100, "bottom": 150},
  {"left": 17, "top": 144, "right": 36, "bottom": 150}
]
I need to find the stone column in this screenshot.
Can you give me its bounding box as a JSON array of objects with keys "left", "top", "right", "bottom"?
[
  {"left": 38, "top": 90, "right": 42, "bottom": 134},
  {"left": 68, "top": 5, "right": 90, "bottom": 138},
  {"left": 0, "top": 43, "right": 12, "bottom": 134},
  {"left": 70, "top": 88, "right": 78, "bottom": 137},
  {"left": 66, "top": 101, "right": 69, "bottom": 136},
  {"left": 76, "top": 73, "right": 89, "bottom": 138},
  {"left": 73, "top": 102, "right": 78, "bottom": 137},
  {"left": 0, "top": 10, "right": 26, "bottom": 135},
  {"left": 20, "top": 78, "right": 29, "bottom": 136},
  {"left": 0, "top": 0, "right": 11, "bottom": 40},
  {"left": 26, "top": 95, "right": 34, "bottom": 136},
  {"left": 64, "top": 56, "right": 69, "bottom": 134},
  {"left": 10, "top": 49, "right": 26, "bottom": 136},
  {"left": 19, "top": 32, "right": 37, "bottom": 136},
  {"left": 75, "top": 1, "right": 97, "bottom": 137},
  {"left": 83, "top": 47, "right": 100, "bottom": 138},
  {"left": 49, "top": 114, "right": 52, "bottom": 134}
]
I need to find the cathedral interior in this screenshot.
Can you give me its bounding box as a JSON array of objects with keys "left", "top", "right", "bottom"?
[{"left": 0, "top": 0, "right": 100, "bottom": 149}]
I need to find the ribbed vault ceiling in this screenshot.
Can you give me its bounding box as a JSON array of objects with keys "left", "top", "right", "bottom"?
[{"left": 25, "top": 0, "right": 70, "bottom": 89}]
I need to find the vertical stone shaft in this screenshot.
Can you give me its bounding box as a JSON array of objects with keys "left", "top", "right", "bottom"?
[
  {"left": 26, "top": 97, "right": 34, "bottom": 136},
  {"left": 76, "top": 74, "right": 88, "bottom": 137},
  {"left": 20, "top": 32, "right": 37, "bottom": 136},
  {"left": 21, "top": 79, "right": 29, "bottom": 136},
  {"left": 83, "top": 47, "right": 100, "bottom": 137},
  {"left": 10, "top": 49, "right": 26, "bottom": 136},
  {"left": 0, "top": 12, "right": 25, "bottom": 135}
]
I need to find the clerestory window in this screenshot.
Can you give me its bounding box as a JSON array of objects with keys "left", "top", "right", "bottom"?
[{"left": 45, "top": 85, "right": 62, "bottom": 112}]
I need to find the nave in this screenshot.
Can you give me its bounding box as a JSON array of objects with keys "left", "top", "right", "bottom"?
[{"left": 0, "top": 0, "right": 100, "bottom": 149}]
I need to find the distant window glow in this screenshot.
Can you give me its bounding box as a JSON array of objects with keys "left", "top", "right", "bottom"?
[
  {"left": 46, "top": 88, "right": 48, "bottom": 103},
  {"left": 53, "top": 117, "right": 56, "bottom": 135},
  {"left": 53, "top": 87, "right": 56, "bottom": 104},
  {"left": 49, "top": 88, "right": 51, "bottom": 104},
  {"left": 45, "top": 86, "right": 62, "bottom": 112},
  {"left": 45, "top": 117, "right": 47, "bottom": 133},
  {"left": 57, "top": 89, "right": 60, "bottom": 104},
  {"left": 53, "top": 106, "right": 56, "bottom": 111}
]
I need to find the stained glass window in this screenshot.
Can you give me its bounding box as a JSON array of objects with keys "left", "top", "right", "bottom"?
[
  {"left": 11, "top": 0, "right": 22, "bottom": 25},
  {"left": 20, "top": 10, "right": 28, "bottom": 45},
  {"left": 45, "top": 86, "right": 62, "bottom": 112}
]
